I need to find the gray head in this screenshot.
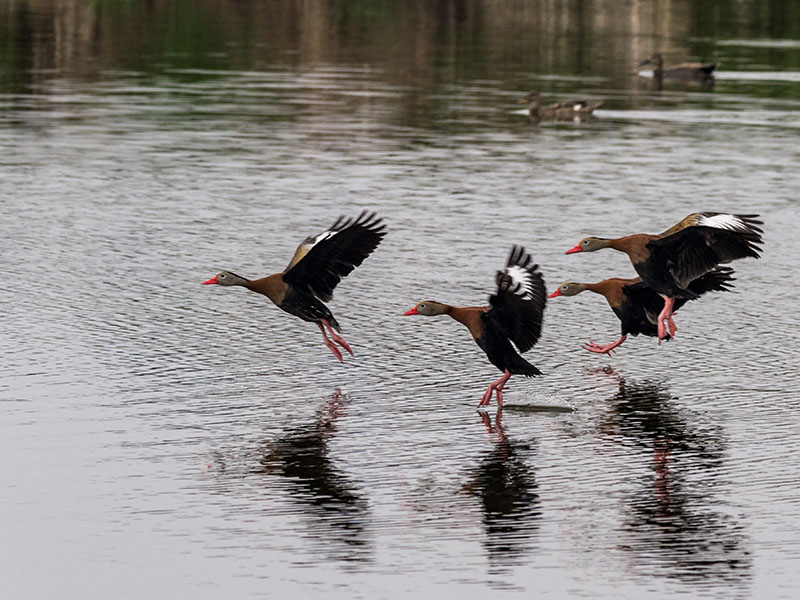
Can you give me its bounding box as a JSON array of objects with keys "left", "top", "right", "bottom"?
[
  {"left": 565, "top": 237, "right": 612, "bottom": 254},
  {"left": 402, "top": 301, "right": 449, "bottom": 316},
  {"left": 547, "top": 282, "right": 587, "bottom": 299},
  {"left": 202, "top": 270, "right": 248, "bottom": 286}
]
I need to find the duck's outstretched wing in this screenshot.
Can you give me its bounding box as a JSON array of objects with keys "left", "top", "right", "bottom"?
[
  {"left": 282, "top": 211, "right": 386, "bottom": 301},
  {"left": 685, "top": 265, "right": 737, "bottom": 296},
  {"left": 623, "top": 266, "right": 737, "bottom": 321},
  {"left": 483, "top": 245, "right": 546, "bottom": 353},
  {"left": 647, "top": 213, "right": 762, "bottom": 289}
]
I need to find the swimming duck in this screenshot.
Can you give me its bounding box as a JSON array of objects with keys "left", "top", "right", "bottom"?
[
  {"left": 519, "top": 91, "right": 602, "bottom": 121},
  {"left": 640, "top": 53, "right": 717, "bottom": 84}
]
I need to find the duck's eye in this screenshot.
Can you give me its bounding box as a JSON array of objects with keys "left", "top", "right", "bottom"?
[
  {"left": 219, "top": 273, "right": 226, "bottom": 279},
  {"left": 419, "top": 303, "right": 426, "bottom": 309},
  {"left": 582, "top": 239, "right": 589, "bottom": 245},
  {"left": 562, "top": 285, "right": 568, "bottom": 291}
]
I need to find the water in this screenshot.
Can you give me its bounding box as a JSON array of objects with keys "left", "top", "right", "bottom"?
[{"left": 2, "top": 1, "right": 800, "bottom": 598}]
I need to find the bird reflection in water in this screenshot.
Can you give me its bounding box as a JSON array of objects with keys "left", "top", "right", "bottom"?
[
  {"left": 599, "top": 374, "right": 751, "bottom": 586},
  {"left": 464, "top": 409, "right": 540, "bottom": 573},
  {"left": 257, "top": 389, "right": 371, "bottom": 564}
]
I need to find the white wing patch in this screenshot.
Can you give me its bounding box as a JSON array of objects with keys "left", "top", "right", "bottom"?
[
  {"left": 505, "top": 265, "right": 536, "bottom": 299},
  {"left": 306, "top": 230, "right": 337, "bottom": 248},
  {"left": 286, "top": 230, "right": 338, "bottom": 271},
  {"left": 697, "top": 213, "right": 749, "bottom": 232}
]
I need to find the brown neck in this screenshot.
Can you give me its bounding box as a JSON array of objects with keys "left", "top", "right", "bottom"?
[
  {"left": 448, "top": 305, "right": 487, "bottom": 338},
  {"left": 608, "top": 234, "right": 654, "bottom": 263},
  {"left": 584, "top": 279, "right": 632, "bottom": 308},
  {"left": 245, "top": 273, "right": 286, "bottom": 305}
]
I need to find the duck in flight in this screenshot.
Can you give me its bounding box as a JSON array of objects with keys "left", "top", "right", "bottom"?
[
  {"left": 403, "top": 246, "right": 547, "bottom": 408},
  {"left": 203, "top": 211, "right": 386, "bottom": 362},
  {"left": 564, "top": 212, "right": 763, "bottom": 342},
  {"left": 548, "top": 267, "right": 735, "bottom": 354}
]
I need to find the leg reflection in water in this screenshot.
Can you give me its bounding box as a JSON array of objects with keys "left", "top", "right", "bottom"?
[
  {"left": 596, "top": 374, "right": 751, "bottom": 586},
  {"left": 257, "top": 389, "right": 372, "bottom": 564},
  {"left": 464, "top": 409, "right": 541, "bottom": 573}
]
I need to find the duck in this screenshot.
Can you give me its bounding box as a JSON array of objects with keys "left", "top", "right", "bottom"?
[
  {"left": 203, "top": 211, "right": 386, "bottom": 362},
  {"left": 564, "top": 212, "right": 763, "bottom": 342},
  {"left": 547, "top": 267, "right": 735, "bottom": 354},
  {"left": 403, "top": 246, "right": 546, "bottom": 408},
  {"left": 639, "top": 53, "right": 717, "bottom": 83},
  {"left": 519, "top": 91, "right": 602, "bottom": 121}
]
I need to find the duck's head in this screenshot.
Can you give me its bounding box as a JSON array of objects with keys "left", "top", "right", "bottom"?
[
  {"left": 402, "top": 301, "right": 449, "bottom": 316},
  {"left": 202, "top": 270, "right": 248, "bottom": 286},
  {"left": 547, "top": 282, "right": 587, "bottom": 298},
  {"left": 519, "top": 91, "right": 541, "bottom": 107},
  {"left": 639, "top": 53, "right": 663, "bottom": 69},
  {"left": 565, "top": 237, "right": 611, "bottom": 254}
]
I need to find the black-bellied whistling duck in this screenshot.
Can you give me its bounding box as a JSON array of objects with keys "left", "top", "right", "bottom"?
[
  {"left": 519, "top": 91, "right": 602, "bottom": 122},
  {"left": 639, "top": 53, "right": 717, "bottom": 83},
  {"left": 565, "top": 212, "right": 763, "bottom": 342},
  {"left": 547, "top": 267, "right": 735, "bottom": 354},
  {"left": 202, "top": 211, "right": 385, "bottom": 362},
  {"left": 403, "top": 246, "right": 546, "bottom": 408}
]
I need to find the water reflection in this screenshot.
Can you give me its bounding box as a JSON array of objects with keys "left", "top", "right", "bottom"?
[
  {"left": 600, "top": 377, "right": 751, "bottom": 586},
  {"left": 4, "top": 0, "right": 800, "bottom": 111},
  {"left": 464, "top": 409, "right": 540, "bottom": 572},
  {"left": 257, "top": 390, "right": 372, "bottom": 564},
  {"left": 3, "top": 0, "right": 798, "bottom": 597}
]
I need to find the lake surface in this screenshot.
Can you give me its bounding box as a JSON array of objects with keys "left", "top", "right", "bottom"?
[{"left": 2, "top": 1, "right": 800, "bottom": 598}]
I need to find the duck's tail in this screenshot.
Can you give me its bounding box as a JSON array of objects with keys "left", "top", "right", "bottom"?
[{"left": 506, "top": 351, "right": 542, "bottom": 378}]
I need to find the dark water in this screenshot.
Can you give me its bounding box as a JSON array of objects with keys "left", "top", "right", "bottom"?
[{"left": 2, "top": 1, "right": 800, "bottom": 598}]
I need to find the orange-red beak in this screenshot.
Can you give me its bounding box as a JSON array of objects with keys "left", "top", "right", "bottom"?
[
  {"left": 402, "top": 307, "right": 419, "bottom": 316},
  {"left": 202, "top": 276, "right": 219, "bottom": 285},
  {"left": 547, "top": 289, "right": 562, "bottom": 298},
  {"left": 565, "top": 244, "right": 582, "bottom": 254}
]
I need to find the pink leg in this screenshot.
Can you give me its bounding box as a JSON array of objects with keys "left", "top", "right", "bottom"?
[
  {"left": 494, "top": 371, "right": 512, "bottom": 407},
  {"left": 317, "top": 322, "right": 343, "bottom": 362},
  {"left": 479, "top": 382, "right": 495, "bottom": 407},
  {"left": 477, "top": 370, "right": 511, "bottom": 408},
  {"left": 582, "top": 334, "right": 627, "bottom": 355},
  {"left": 657, "top": 297, "right": 675, "bottom": 343},
  {"left": 663, "top": 299, "right": 678, "bottom": 337},
  {"left": 495, "top": 385, "right": 506, "bottom": 407},
  {"left": 322, "top": 319, "right": 354, "bottom": 356},
  {"left": 666, "top": 317, "right": 677, "bottom": 337}
]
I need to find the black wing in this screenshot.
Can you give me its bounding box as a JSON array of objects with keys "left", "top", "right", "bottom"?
[
  {"left": 646, "top": 221, "right": 762, "bottom": 290},
  {"left": 483, "top": 245, "right": 546, "bottom": 353},
  {"left": 282, "top": 211, "right": 386, "bottom": 301},
  {"left": 686, "top": 266, "right": 736, "bottom": 297},
  {"left": 623, "top": 266, "right": 736, "bottom": 318}
]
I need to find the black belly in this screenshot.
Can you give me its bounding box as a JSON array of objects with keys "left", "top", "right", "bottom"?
[
  {"left": 615, "top": 302, "right": 659, "bottom": 338},
  {"left": 475, "top": 327, "right": 541, "bottom": 377},
  {"left": 279, "top": 287, "right": 340, "bottom": 330}
]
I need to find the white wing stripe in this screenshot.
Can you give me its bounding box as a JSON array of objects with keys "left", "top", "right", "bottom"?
[
  {"left": 698, "top": 214, "right": 749, "bottom": 232},
  {"left": 306, "top": 230, "right": 337, "bottom": 249},
  {"left": 505, "top": 265, "right": 536, "bottom": 299}
]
